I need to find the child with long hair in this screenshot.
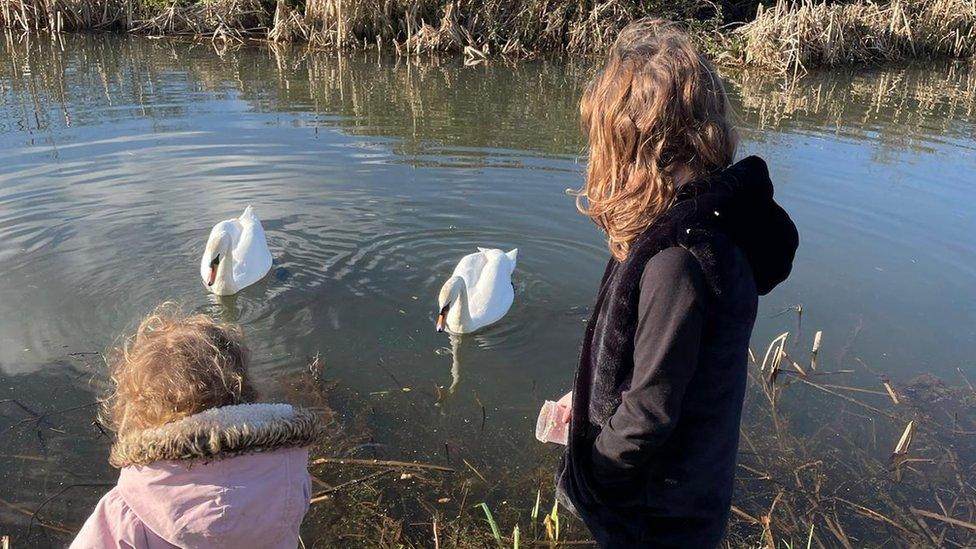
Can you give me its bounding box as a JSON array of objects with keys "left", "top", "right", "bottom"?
[
  {"left": 72, "top": 305, "right": 320, "bottom": 549},
  {"left": 553, "top": 19, "right": 798, "bottom": 547}
]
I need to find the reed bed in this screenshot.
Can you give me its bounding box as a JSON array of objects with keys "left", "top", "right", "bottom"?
[
  {"left": 0, "top": 0, "right": 273, "bottom": 42},
  {"left": 3, "top": 0, "right": 975, "bottom": 68},
  {"left": 725, "top": 320, "right": 976, "bottom": 547},
  {"left": 739, "top": 0, "right": 976, "bottom": 75},
  {"left": 0, "top": 0, "right": 723, "bottom": 55}
]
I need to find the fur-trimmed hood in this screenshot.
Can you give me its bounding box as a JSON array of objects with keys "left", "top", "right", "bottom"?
[
  {"left": 73, "top": 404, "right": 317, "bottom": 549},
  {"left": 110, "top": 403, "right": 321, "bottom": 468}
]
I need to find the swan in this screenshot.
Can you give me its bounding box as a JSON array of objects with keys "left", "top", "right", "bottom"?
[
  {"left": 200, "top": 205, "right": 273, "bottom": 296},
  {"left": 435, "top": 247, "right": 517, "bottom": 334}
]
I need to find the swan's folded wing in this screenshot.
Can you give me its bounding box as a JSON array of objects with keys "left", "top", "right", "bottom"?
[
  {"left": 464, "top": 253, "right": 514, "bottom": 319},
  {"left": 453, "top": 251, "right": 488, "bottom": 284}
]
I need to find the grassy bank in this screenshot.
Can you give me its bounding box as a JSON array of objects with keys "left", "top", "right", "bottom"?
[{"left": 1, "top": 0, "right": 974, "bottom": 70}]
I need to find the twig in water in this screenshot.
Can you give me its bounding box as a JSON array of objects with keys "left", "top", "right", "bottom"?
[
  {"left": 28, "top": 482, "right": 114, "bottom": 537},
  {"left": 890, "top": 420, "right": 915, "bottom": 481},
  {"left": 309, "top": 470, "right": 392, "bottom": 503},
  {"left": 881, "top": 377, "right": 900, "bottom": 404},
  {"left": 810, "top": 330, "right": 822, "bottom": 370},
  {"left": 910, "top": 508, "right": 976, "bottom": 532},
  {"left": 796, "top": 378, "right": 899, "bottom": 420},
  {"left": 2, "top": 401, "right": 99, "bottom": 437},
  {"left": 310, "top": 457, "right": 455, "bottom": 473},
  {"left": 834, "top": 497, "right": 916, "bottom": 535},
  {"left": 432, "top": 516, "right": 440, "bottom": 549},
  {"left": 462, "top": 458, "right": 487, "bottom": 483},
  {"left": 0, "top": 496, "right": 74, "bottom": 535},
  {"left": 375, "top": 359, "right": 407, "bottom": 390},
  {"left": 731, "top": 505, "right": 761, "bottom": 524}
]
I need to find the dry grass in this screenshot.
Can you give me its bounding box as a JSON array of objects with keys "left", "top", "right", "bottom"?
[
  {"left": 0, "top": 0, "right": 272, "bottom": 43},
  {"left": 0, "top": 0, "right": 722, "bottom": 55},
  {"left": 724, "top": 315, "right": 976, "bottom": 547},
  {"left": 0, "top": 0, "right": 134, "bottom": 32},
  {"left": 739, "top": 0, "right": 976, "bottom": 75},
  {"left": 3, "top": 0, "right": 974, "bottom": 68}
]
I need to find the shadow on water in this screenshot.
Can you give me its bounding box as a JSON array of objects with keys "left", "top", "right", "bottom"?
[{"left": 0, "top": 32, "right": 974, "bottom": 546}]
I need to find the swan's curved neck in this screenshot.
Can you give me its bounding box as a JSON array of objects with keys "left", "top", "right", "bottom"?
[
  {"left": 448, "top": 276, "right": 472, "bottom": 331},
  {"left": 214, "top": 242, "right": 236, "bottom": 294}
]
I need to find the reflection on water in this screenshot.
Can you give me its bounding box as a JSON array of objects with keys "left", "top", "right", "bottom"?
[
  {"left": 729, "top": 64, "right": 976, "bottom": 144},
  {"left": 0, "top": 33, "right": 974, "bottom": 543}
]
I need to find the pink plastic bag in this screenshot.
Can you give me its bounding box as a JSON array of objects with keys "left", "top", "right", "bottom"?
[{"left": 535, "top": 400, "right": 569, "bottom": 445}]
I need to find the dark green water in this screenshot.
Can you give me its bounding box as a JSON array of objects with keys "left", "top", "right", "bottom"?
[{"left": 0, "top": 33, "right": 974, "bottom": 545}]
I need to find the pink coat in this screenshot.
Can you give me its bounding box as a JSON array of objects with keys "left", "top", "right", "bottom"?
[
  {"left": 71, "top": 404, "right": 319, "bottom": 549},
  {"left": 71, "top": 448, "right": 311, "bottom": 549}
]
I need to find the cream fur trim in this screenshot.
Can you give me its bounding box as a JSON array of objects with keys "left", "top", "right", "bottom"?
[{"left": 109, "top": 403, "right": 321, "bottom": 468}]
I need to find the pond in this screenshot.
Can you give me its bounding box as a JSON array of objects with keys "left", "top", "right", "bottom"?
[{"left": 0, "top": 33, "right": 974, "bottom": 545}]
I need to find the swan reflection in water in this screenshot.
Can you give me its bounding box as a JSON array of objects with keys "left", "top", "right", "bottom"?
[{"left": 449, "top": 333, "right": 462, "bottom": 394}]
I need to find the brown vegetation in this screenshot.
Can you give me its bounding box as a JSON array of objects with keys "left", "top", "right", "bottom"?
[
  {"left": 2, "top": 0, "right": 975, "bottom": 70},
  {"left": 0, "top": 0, "right": 722, "bottom": 54},
  {"left": 739, "top": 0, "right": 976, "bottom": 75}
]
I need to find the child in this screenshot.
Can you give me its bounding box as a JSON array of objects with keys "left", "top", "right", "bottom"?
[
  {"left": 72, "top": 305, "right": 320, "bottom": 549},
  {"left": 553, "top": 20, "right": 798, "bottom": 548}
]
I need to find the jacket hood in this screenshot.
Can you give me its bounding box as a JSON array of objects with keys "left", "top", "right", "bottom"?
[
  {"left": 676, "top": 155, "right": 798, "bottom": 295},
  {"left": 114, "top": 404, "right": 317, "bottom": 548},
  {"left": 110, "top": 402, "right": 320, "bottom": 467}
]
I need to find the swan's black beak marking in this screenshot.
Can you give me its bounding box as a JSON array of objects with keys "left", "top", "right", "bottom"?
[
  {"left": 207, "top": 254, "right": 221, "bottom": 287},
  {"left": 435, "top": 305, "right": 449, "bottom": 333}
]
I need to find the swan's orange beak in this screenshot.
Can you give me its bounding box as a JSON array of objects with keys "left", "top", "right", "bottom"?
[
  {"left": 435, "top": 313, "right": 447, "bottom": 333},
  {"left": 207, "top": 255, "right": 220, "bottom": 287}
]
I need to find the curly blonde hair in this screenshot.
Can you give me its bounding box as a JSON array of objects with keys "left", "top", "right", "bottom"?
[
  {"left": 103, "top": 303, "right": 258, "bottom": 437},
  {"left": 577, "top": 19, "right": 737, "bottom": 261}
]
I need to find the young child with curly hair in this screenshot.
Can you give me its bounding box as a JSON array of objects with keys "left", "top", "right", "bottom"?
[{"left": 72, "top": 305, "right": 320, "bottom": 549}]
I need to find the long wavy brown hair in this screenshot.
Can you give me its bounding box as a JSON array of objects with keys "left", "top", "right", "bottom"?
[
  {"left": 102, "top": 303, "right": 258, "bottom": 437},
  {"left": 577, "top": 19, "right": 737, "bottom": 260}
]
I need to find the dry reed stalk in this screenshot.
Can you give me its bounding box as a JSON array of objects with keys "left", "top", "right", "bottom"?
[
  {"left": 810, "top": 330, "right": 822, "bottom": 370},
  {"left": 910, "top": 507, "right": 976, "bottom": 531},
  {"left": 883, "top": 378, "right": 900, "bottom": 404},
  {"left": 739, "top": 0, "right": 976, "bottom": 75},
  {"left": 269, "top": 0, "right": 309, "bottom": 43},
  {"left": 311, "top": 457, "right": 456, "bottom": 472}
]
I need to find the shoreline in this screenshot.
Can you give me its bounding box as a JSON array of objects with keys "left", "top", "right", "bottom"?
[{"left": 1, "top": 0, "right": 974, "bottom": 73}]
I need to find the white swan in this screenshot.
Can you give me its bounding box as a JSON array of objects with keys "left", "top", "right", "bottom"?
[
  {"left": 200, "top": 206, "right": 273, "bottom": 296},
  {"left": 435, "top": 247, "right": 517, "bottom": 334}
]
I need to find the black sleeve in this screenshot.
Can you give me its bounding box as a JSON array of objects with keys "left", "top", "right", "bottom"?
[{"left": 590, "top": 246, "right": 707, "bottom": 495}]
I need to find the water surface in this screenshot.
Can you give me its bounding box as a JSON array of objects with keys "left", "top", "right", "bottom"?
[{"left": 1, "top": 34, "right": 974, "bottom": 543}]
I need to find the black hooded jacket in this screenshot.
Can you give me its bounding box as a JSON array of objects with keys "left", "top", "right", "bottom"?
[{"left": 556, "top": 156, "right": 798, "bottom": 547}]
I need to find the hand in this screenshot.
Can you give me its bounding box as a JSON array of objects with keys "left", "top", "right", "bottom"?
[{"left": 556, "top": 391, "right": 572, "bottom": 424}]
